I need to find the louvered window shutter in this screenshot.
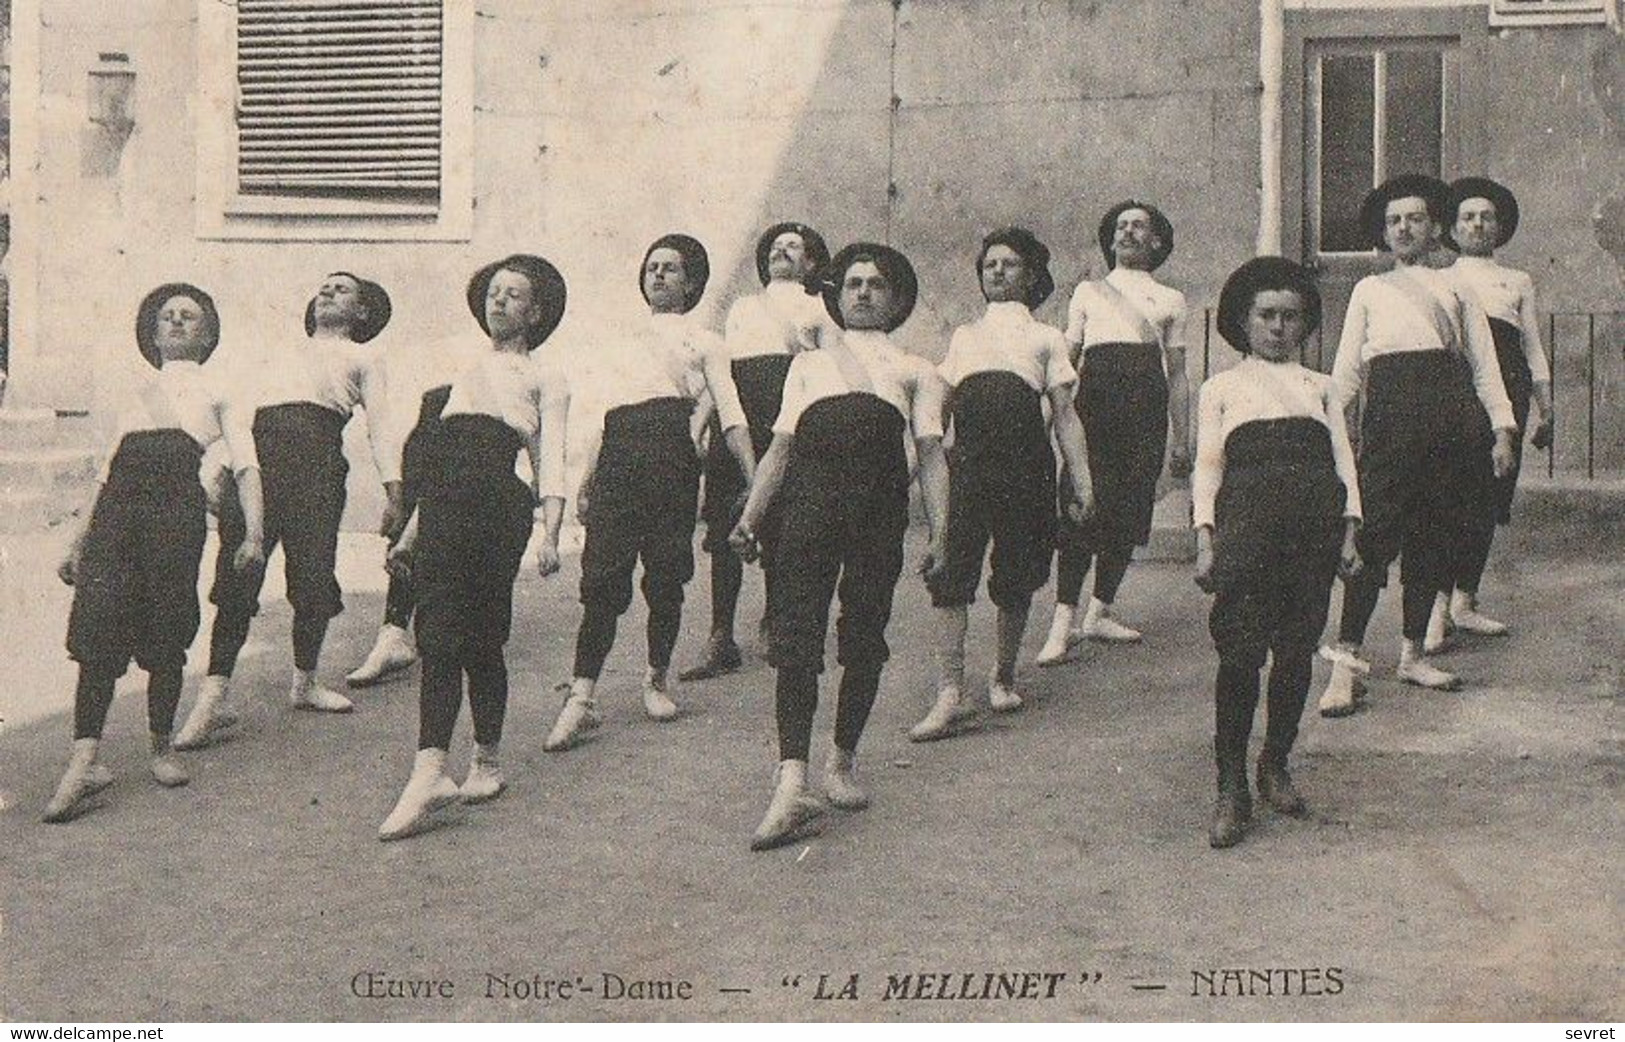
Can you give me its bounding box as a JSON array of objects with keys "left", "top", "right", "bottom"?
[{"left": 236, "top": 0, "right": 443, "bottom": 203}]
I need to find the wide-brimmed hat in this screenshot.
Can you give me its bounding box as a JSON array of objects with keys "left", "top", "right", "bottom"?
[
  {"left": 978, "top": 226, "right": 1055, "bottom": 309},
  {"left": 639, "top": 233, "right": 710, "bottom": 314},
  {"left": 1098, "top": 200, "right": 1174, "bottom": 272},
  {"left": 818, "top": 242, "right": 919, "bottom": 333},
  {"left": 1359, "top": 174, "right": 1452, "bottom": 252},
  {"left": 135, "top": 282, "right": 221, "bottom": 369},
  {"left": 303, "top": 272, "right": 392, "bottom": 343},
  {"left": 1445, "top": 176, "right": 1520, "bottom": 250},
  {"left": 1216, "top": 256, "right": 1323, "bottom": 354},
  {"left": 466, "top": 254, "right": 568, "bottom": 349},
  {"left": 754, "top": 221, "right": 831, "bottom": 287}
]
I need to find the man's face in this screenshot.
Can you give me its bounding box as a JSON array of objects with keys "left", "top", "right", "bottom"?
[
  {"left": 153, "top": 294, "right": 210, "bottom": 364},
  {"left": 643, "top": 247, "right": 691, "bottom": 314},
  {"left": 1383, "top": 196, "right": 1440, "bottom": 261},
  {"left": 485, "top": 268, "right": 540, "bottom": 343},
  {"left": 1112, "top": 208, "right": 1162, "bottom": 271},
  {"left": 766, "top": 232, "right": 812, "bottom": 282},
  {"left": 980, "top": 244, "right": 1032, "bottom": 304},
  {"left": 313, "top": 274, "right": 369, "bottom": 335},
  {"left": 1452, "top": 197, "right": 1500, "bottom": 258},
  {"left": 1245, "top": 289, "right": 1309, "bottom": 363},
  {"left": 839, "top": 260, "right": 896, "bottom": 332}
]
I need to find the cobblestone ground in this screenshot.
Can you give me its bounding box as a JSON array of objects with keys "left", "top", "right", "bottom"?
[{"left": 1, "top": 504, "right": 1619, "bottom": 1022}]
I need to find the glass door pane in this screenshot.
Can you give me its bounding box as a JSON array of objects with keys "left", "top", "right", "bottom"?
[{"left": 1318, "top": 53, "right": 1376, "bottom": 253}]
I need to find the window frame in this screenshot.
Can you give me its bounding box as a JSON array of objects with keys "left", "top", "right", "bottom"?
[
  {"left": 1488, "top": 0, "right": 1616, "bottom": 28},
  {"left": 1304, "top": 36, "right": 1460, "bottom": 258},
  {"left": 195, "top": 0, "right": 474, "bottom": 242},
  {"left": 1279, "top": 5, "right": 1490, "bottom": 265}
]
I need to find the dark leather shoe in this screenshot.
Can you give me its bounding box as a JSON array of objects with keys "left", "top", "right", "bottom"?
[
  {"left": 1209, "top": 789, "right": 1251, "bottom": 849},
  {"left": 677, "top": 641, "right": 743, "bottom": 682},
  {"left": 1256, "top": 760, "right": 1308, "bottom": 817}
]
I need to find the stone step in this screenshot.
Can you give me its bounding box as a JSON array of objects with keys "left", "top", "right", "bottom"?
[
  {"left": 0, "top": 407, "right": 97, "bottom": 451},
  {"left": 0, "top": 447, "right": 101, "bottom": 493}
]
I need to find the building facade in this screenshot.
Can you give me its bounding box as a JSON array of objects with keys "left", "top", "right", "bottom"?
[{"left": 1, "top": 0, "right": 1619, "bottom": 486}]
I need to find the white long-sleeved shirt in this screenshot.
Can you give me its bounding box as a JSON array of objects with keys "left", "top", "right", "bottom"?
[
  {"left": 98, "top": 360, "right": 259, "bottom": 483},
  {"left": 712, "top": 281, "right": 830, "bottom": 432},
  {"left": 1450, "top": 256, "right": 1551, "bottom": 384},
  {"left": 722, "top": 281, "right": 827, "bottom": 361},
  {"left": 441, "top": 349, "right": 571, "bottom": 502},
  {"left": 375, "top": 330, "right": 486, "bottom": 479},
  {"left": 1330, "top": 266, "right": 1516, "bottom": 431},
  {"left": 772, "top": 330, "right": 946, "bottom": 446},
  {"left": 1063, "top": 267, "right": 1189, "bottom": 365},
  {"left": 596, "top": 311, "right": 720, "bottom": 425},
  {"left": 938, "top": 301, "right": 1077, "bottom": 396},
  {"left": 1192, "top": 356, "right": 1362, "bottom": 528},
  {"left": 236, "top": 334, "right": 397, "bottom": 480}
]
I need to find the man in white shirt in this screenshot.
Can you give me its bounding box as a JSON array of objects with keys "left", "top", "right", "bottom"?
[
  {"left": 681, "top": 221, "right": 830, "bottom": 681},
  {"left": 911, "top": 228, "right": 1093, "bottom": 741},
  {"left": 1037, "top": 200, "right": 1191, "bottom": 663},
  {"left": 729, "top": 242, "right": 949, "bottom": 851},
  {"left": 176, "top": 273, "right": 396, "bottom": 748},
  {"left": 545, "top": 234, "right": 721, "bottom": 751},
  {"left": 1318, "top": 175, "right": 1517, "bottom": 714},
  {"left": 1426, "top": 177, "right": 1554, "bottom": 647},
  {"left": 46, "top": 283, "right": 266, "bottom": 822}
]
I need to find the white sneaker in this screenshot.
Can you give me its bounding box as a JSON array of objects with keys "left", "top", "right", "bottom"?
[
  {"left": 149, "top": 737, "right": 190, "bottom": 789},
  {"left": 750, "top": 761, "right": 827, "bottom": 851},
  {"left": 42, "top": 740, "right": 114, "bottom": 824},
  {"left": 1397, "top": 651, "right": 1462, "bottom": 691},
  {"left": 1425, "top": 593, "right": 1454, "bottom": 655},
  {"left": 908, "top": 688, "right": 976, "bottom": 742},
  {"left": 460, "top": 745, "right": 506, "bottom": 804},
  {"left": 1035, "top": 606, "right": 1077, "bottom": 666},
  {"left": 173, "top": 676, "right": 239, "bottom": 751},
  {"left": 642, "top": 669, "right": 680, "bottom": 722},
  {"left": 1318, "top": 644, "right": 1372, "bottom": 675},
  {"left": 823, "top": 748, "right": 869, "bottom": 810},
  {"left": 1080, "top": 601, "right": 1142, "bottom": 644},
  {"left": 1450, "top": 593, "right": 1508, "bottom": 636},
  {"left": 544, "top": 694, "right": 602, "bottom": 752},
  {"left": 346, "top": 624, "right": 418, "bottom": 688},
  {"left": 1317, "top": 661, "right": 1360, "bottom": 718},
  {"left": 987, "top": 673, "right": 1024, "bottom": 713},
  {"left": 290, "top": 681, "right": 354, "bottom": 714},
  {"left": 378, "top": 749, "right": 461, "bottom": 841}
]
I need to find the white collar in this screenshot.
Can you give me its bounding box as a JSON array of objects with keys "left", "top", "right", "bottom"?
[
  {"left": 1107, "top": 267, "right": 1158, "bottom": 289},
  {"left": 764, "top": 280, "right": 810, "bottom": 302},
  {"left": 158, "top": 360, "right": 203, "bottom": 377},
  {"left": 842, "top": 329, "right": 892, "bottom": 352},
  {"left": 983, "top": 300, "right": 1032, "bottom": 324}
]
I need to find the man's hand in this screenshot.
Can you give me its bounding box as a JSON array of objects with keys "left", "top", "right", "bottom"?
[
  {"left": 1065, "top": 480, "right": 1095, "bottom": 526},
  {"left": 917, "top": 535, "right": 948, "bottom": 584},
  {"left": 232, "top": 539, "right": 266, "bottom": 575},
  {"left": 1193, "top": 528, "right": 1215, "bottom": 593},
  {"left": 57, "top": 542, "right": 83, "bottom": 587},
  {"left": 576, "top": 479, "right": 593, "bottom": 527},
  {"left": 1491, "top": 430, "right": 1517, "bottom": 479},
  {"left": 386, "top": 541, "right": 413, "bottom": 584},
  {"left": 1529, "top": 409, "right": 1553, "bottom": 451},
  {"left": 1338, "top": 526, "right": 1363, "bottom": 581},
  {"left": 729, "top": 521, "right": 760, "bottom": 563},
  {"left": 536, "top": 543, "right": 562, "bottom": 578},
  {"left": 380, "top": 482, "right": 407, "bottom": 542}
]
